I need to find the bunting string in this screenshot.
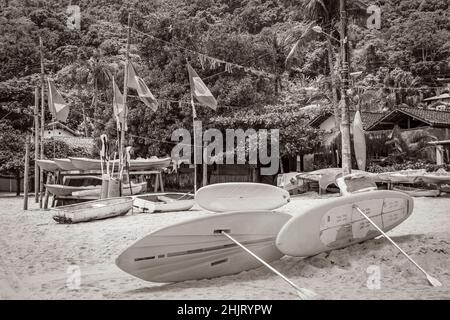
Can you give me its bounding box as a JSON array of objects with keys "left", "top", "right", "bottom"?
[{"left": 132, "top": 27, "right": 275, "bottom": 79}]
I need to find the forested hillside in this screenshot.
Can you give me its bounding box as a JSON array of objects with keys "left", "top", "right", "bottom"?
[{"left": 0, "top": 0, "right": 449, "bottom": 168}]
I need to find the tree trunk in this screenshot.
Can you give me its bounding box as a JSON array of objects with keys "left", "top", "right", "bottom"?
[{"left": 327, "top": 38, "right": 340, "bottom": 129}]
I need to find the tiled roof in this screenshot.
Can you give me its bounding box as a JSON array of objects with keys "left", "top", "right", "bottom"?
[
  {"left": 400, "top": 107, "right": 450, "bottom": 127},
  {"left": 366, "top": 107, "right": 450, "bottom": 130}
]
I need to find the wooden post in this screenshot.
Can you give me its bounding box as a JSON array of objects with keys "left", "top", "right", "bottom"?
[
  {"left": 34, "top": 87, "right": 40, "bottom": 202},
  {"left": 202, "top": 147, "right": 208, "bottom": 187},
  {"left": 39, "top": 36, "right": 45, "bottom": 208},
  {"left": 120, "top": 13, "right": 131, "bottom": 182},
  {"left": 23, "top": 136, "right": 30, "bottom": 210},
  {"left": 339, "top": 0, "right": 352, "bottom": 175}
]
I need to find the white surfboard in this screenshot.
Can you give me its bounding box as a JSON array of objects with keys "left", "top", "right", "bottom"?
[
  {"left": 195, "top": 183, "right": 290, "bottom": 212},
  {"left": 116, "top": 211, "right": 291, "bottom": 282},
  {"left": 276, "top": 191, "right": 414, "bottom": 257}
]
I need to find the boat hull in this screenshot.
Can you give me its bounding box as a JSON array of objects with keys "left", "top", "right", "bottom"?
[{"left": 52, "top": 197, "right": 134, "bottom": 223}]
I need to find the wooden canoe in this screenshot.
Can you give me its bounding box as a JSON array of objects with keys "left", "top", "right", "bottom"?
[
  {"left": 36, "top": 160, "right": 59, "bottom": 172},
  {"left": 52, "top": 197, "right": 134, "bottom": 224},
  {"left": 133, "top": 193, "right": 195, "bottom": 213}
]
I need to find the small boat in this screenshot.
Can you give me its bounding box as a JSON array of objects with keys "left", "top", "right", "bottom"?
[
  {"left": 72, "top": 181, "right": 147, "bottom": 197},
  {"left": 54, "top": 158, "right": 78, "bottom": 171},
  {"left": 421, "top": 170, "right": 450, "bottom": 184},
  {"left": 336, "top": 173, "right": 378, "bottom": 196},
  {"left": 52, "top": 197, "right": 134, "bottom": 223},
  {"left": 36, "top": 160, "right": 59, "bottom": 172},
  {"left": 45, "top": 184, "right": 99, "bottom": 196},
  {"left": 129, "top": 157, "right": 172, "bottom": 171},
  {"left": 393, "top": 185, "right": 440, "bottom": 197},
  {"left": 133, "top": 193, "right": 195, "bottom": 213},
  {"left": 378, "top": 169, "right": 426, "bottom": 184}
]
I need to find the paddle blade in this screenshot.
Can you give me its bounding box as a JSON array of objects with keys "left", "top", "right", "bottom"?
[
  {"left": 296, "top": 288, "right": 321, "bottom": 300},
  {"left": 427, "top": 275, "right": 442, "bottom": 287}
]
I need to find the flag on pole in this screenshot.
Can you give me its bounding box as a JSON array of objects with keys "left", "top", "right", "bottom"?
[
  {"left": 127, "top": 62, "right": 158, "bottom": 111},
  {"left": 112, "top": 77, "right": 126, "bottom": 130},
  {"left": 47, "top": 79, "right": 69, "bottom": 122},
  {"left": 187, "top": 62, "right": 217, "bottom": 110}
]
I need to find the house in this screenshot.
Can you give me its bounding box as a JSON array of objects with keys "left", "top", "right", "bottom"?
[
  {"left": 366, "top": 107, "right": 450, "bottom": 138},
  {"left": 308, "top": 111, "right": 385, "bottom": 132},
  {"left": 423, "top": 93, "right": 450, "bottom": 111},
  {"left": 366, "top": 107, "right": 450, "bottom": 164},
  {"left": 44, "top": 121, "right": 79, "bottom": 138},
  {"left": 44, "top": 121, "right": 95, "bottom": 154}
]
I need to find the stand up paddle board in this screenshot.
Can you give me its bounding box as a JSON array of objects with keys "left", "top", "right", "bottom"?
[
  {"left": 195, "top": 183, "right": 290, "bottom": 212},
  {"left": 116, "top": 211, "right": 291, "bottom": 282},
  {"left": 276, "top": 191, "right": 413, "bottom": 257}
]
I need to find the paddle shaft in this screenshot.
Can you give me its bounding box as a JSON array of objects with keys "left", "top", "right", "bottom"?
[
  {"left": 354, "top": 206, "right": 441, "bottom": 286},
  {"left": 221, "top": 231, "right": 314, "bottom": 299}
]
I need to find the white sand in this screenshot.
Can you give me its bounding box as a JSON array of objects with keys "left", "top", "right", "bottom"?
[{"left": 0, "top": 192, "right": 449, "bottom": 300}]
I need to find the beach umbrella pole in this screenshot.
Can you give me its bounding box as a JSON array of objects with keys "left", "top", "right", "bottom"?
[
  {"left": 220, "top": 231, "right": 319, "bottom": 300},
  {"left": 353, "top": 205, "right": 442, "bottom": 287}
]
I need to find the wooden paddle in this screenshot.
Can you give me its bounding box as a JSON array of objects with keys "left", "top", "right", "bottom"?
[
  {"left": 221, "top": 231, "right": 319, "bottom": 300},
  {"left": 354, "top": 205, "right": 442, "bottom": 287},
  {"left": 125, "top": 147, "right": 133, "bottom": 195},
  {"left": 100, "top": 134, "right": 107, "bottom": 176}
]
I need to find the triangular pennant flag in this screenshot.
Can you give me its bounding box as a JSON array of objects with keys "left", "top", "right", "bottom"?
[
  {"left": 47, "top": 79, "right": 69, "bottom": 122},
  {"left": 127, "top": 62, "right": 158, "bottom": 111},
  {"left": 112, "top": 77, "right": 126, "bottom": 131},
  {"left": 135, "top": 76, "right": 158, "bottom": 111},
  {"left": 126, "top": 62, "right": 139, "bottom": 90},
  {"left": 187, "top": 62, "right": 217, "bottom": 110}
]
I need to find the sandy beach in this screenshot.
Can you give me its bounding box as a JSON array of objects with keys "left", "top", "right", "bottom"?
[{"left": 0, "top": 192, "right": 449, "bottom": 300}]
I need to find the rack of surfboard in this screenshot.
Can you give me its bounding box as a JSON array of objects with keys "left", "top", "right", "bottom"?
[{"left": 116, "top": 183, "right": 417, "bottom": 292}]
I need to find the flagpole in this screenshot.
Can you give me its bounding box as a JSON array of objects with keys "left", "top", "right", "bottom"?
[
  {"left": 120, "top": 13, "right": 131, "bottom": 186},
  {"left": 190, "top": 94, "right": 197, "bottom": 193},
  {"left": 34, "top": 87, "right": 39, "bottom": 203},
  {"left": 39, "top": 36, "right": 45, "bottom": 208}
]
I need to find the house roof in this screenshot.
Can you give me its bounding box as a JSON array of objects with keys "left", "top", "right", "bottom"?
[
  {"left": 308, "top": 111, "right": 384, "bottom": 130},
  {"left": 366, "top": 107, "right": 450, "bottom": 131},
  {"left": 45, "top": 121, "right": 79, "bottom": 136}
]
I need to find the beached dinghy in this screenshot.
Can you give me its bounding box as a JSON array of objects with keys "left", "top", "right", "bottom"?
[
  {"left": 71, "top": 181, "right": 147, "bottom": 197},
  {"left": 36, "top": 160, "right": 59, "bottom": 172},
  {"left": 52, "top": 197, "right": 134, "bottom": 224},
  {"left": 53, "top": 158, "right": 78, "bottom": 171},
  {"left": 133, "top": 193, "right": 195, "bottom": 213},
  {"left": 45, "top": 184, "right": 99, "bottom": 196},
  {"left": 336, "top": 173, "right": 378, "bottom": 195},
  {"left": 393, "top": 185, "right": 440, "bottom": 197},
  {"left": 378, "top": 169, "right": 426, "bottom": 184},
  {"left": 421, "top": 170, "right": 450, "bottom": 184}
]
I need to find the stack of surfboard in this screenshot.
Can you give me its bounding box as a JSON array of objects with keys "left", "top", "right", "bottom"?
[{"left": 116, "top": 185, "right": 414, "bottom": 284}]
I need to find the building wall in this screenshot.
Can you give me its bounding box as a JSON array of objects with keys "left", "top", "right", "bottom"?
[
  {"left": 43, "top": 129, "right": 75, "bottom": 139},
  {"left": 319, "top": 116, "right": 335, "bottom": 132}
]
